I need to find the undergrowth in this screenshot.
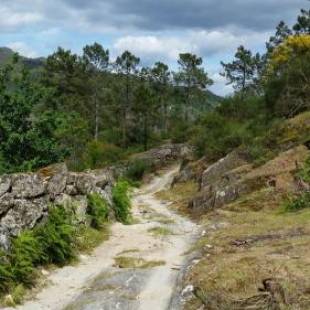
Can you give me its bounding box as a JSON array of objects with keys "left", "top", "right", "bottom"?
[
  {"left": 112, "top": 180, "right": 132, "bottom": 224},
  {"left": 284, "top": 192, "right": 310, "bottom": 212},
  {"left": 87, "top": 193, "right": 109, "bottom": 229},
  {"left": 125, "top": 159, "right": 152, "bottom": 182},
  {"left": 284, "top": 156, "right": 310, "bottom": 212},
  {"left": 0, "top": 198, "right": 111, "bottom": 306}
]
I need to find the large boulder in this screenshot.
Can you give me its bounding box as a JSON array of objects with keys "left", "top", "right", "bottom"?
[
  {"left": 66, "top": 172, "right": 96, "bottom": 195},
  {"left": 76, "top": 173, "right": 96, "bottom": 194},
  {"left": 11, "top": 173, "right": 46, "bottom": 198},
  {"left": 54, "top": 194, "right": 89, "bottom": 224},
  {"left": 200, "top": 150, "right": 249, "bottom": 189},
  {"left": 0, "top": 196, "right": 48, "bottom": 237},
  {"left": 190, "top": 145, "right": 310, "bottom": 213},
  {"left": 39, "top": 163, "right": 68, "bottom": 197},
  {"left": 172, "top": 156, "right": 209, "bottom": 186},
  {"left": 0, "top": 193, "right": 16, "bottom": 216},
  {"left": 90, "top": 167, "right": 116, "bottom": 189},
  {"left": 132, "top": 143, "right": 194, "bottom": 168},
  {"left": 0, "top": 175, "right": 11, "bottom": 197}
]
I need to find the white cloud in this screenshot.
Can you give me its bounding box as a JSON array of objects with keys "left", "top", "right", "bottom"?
[
  {"left": 113, "top": 35, "right": 189, "bottom": 61},
  {"left": 0, "top": 7, "right": 42, "bottom": 31},
  {"left": 113, "top": 29, "right": 271, "bottom": 62},
  {"left": 7, "top": 42, "right": 38, "bottom": 58},
  {"left": 209, "top": 72, "right": 233, "bottom": 96}
]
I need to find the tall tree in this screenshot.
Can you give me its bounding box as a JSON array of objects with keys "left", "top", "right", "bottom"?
[
  {"left": 293, "top": 9, "right": 310, "bottom": 34},
  {"left": 83, "top": 43, "right": 110, "bottom": 140},
  {"left": 133, "top": 80, "right": 156, "bottom": 151},
  {"left": 221, "top": 46, "right": 262, "bottom": 95},
  {"left": 115, "top": 51, "right": 140, "bottom": 147},
  {"left": 174, "top": 53, "right": 213, "bottom": 120},
  {"left": 150, "top": 62, "right": 171, "bottom": 132},
  {"left": 0, "top": 55, "right": 67, "bottom": 173},
  {"left": 266, "top": 21, "right": 292, "bottom": 53},
  {"left": 265, "top": 34, "right": 310, "bottom": 117}
]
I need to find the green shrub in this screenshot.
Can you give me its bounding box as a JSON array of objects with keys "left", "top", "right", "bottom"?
[
  {"left": 83, "top": 140, "right": 123, "bottom": 169},
  {"left": 284, "top": 192, "right": 310, "bottom": 212},
  {"left": 10, "top": 231, "right": 43, "bottom": 286},
  {"left": 299, "top": 156, "right": 310, "bottom": 183},
  {"left": 0, "top": 202, "right": 111, "bottom": 298},
  {"left": 0, "top": 254, "right": 12, "bottom": 292},
  {"left": 126, "top": 159, "right": 151, "bottom": 181},
  {"left": 11, "top": 284, "right": 26, "bottom": 305},
  {"left": 87, "top": 193, "right": 109, "bottom": 229},
  {"left": 112, "top": 180, "right": 132, "bottom": 224},
  {"left": 76, "top": 226, "right": 109, "bottom": 253},
  {"left": 34, "top": 205, "right": 76, "bottom": 265}
]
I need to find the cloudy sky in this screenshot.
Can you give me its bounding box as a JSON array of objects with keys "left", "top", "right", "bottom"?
[{"left": 0, "top": 0, "right": 307, "bottom": 95}]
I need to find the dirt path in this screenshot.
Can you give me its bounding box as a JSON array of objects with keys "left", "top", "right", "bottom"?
[{"left": 6, "top": 166, "right": 199, "bottom": 310}]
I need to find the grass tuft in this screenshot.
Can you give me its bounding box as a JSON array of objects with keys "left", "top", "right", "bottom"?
[
  {"left": 148, "top": 226, "right": 173, "bottom": 236},
  {"left": 114, "top": 256, "right": 165, "bottom": 269}
]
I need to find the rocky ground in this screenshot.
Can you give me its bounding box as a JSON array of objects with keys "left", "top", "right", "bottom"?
[
  {"left": 161, "top": 112, "right": 310, "bottom": 309},
  {"left": 3, "top": 166, "right": 199, "bottom": 310}
]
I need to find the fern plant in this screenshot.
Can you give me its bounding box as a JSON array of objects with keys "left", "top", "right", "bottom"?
[
  {"left": 10, "top": 231, "right": 43, "bottom": 286},
  {"left": 112, "top": 180, "right": 132, "bottom": 224},
  {"left": 34, "top": 205, "right": 76, "bottom": 265},
  {"left": 87, "top": 193, "right": 109, "bottom": 229}
]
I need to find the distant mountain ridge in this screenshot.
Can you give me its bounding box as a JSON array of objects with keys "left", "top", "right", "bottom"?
[
  {"left": 0, "top": 47, "right": 222, "bottom": 104},
  {"left": 0, "top": 47, "right": 44, "bottom": 69}
]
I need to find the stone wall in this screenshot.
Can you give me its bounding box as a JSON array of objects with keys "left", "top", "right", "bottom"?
[
  {"left": 0, "top": 143, "right": 192, "bottom": 250},
  {"left": 0, "top": 163, "right": 121, "bottom": 250},
  {"left": 132, "top": 143, "right": 194, "bottom": 167}
]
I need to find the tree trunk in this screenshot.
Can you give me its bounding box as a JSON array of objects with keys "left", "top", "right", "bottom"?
[
  {"left": 94, "top": 90, "right": 99, "bottom": 141},
  {"left": 144, "top": 114, "right": 148, "bottom": 151},
  {"left": 122, "top": 73, "right": 130, "bottom": 148}
]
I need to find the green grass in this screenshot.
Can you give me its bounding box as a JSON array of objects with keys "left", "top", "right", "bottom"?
[
  {"left": 148, "top": 226, "right": 173, "bottom": 236},
  {"left": 76, "top": 225, "right": 110, "bottom": 253},
  {"left": 112, "top": 180, "right": 132, "bottom": 224},
  {"left": 114, "top": 256, "right": 165, "bottom": 269},
  {"left": 87, "top": 193, "right": 109, "bottom": 229},
  {"left": 283, "top": 192, "right": 310, "bottom": 212},
  {"left": 0, "top": 201, "right": 111, "bottom": 306}
]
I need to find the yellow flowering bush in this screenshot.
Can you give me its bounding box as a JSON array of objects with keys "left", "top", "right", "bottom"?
[{"left": 269, "top": 34, "right": 310, "bottom": 72}]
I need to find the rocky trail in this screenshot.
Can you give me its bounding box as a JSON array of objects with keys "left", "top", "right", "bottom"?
[{"left": 6, "top": 166, "right": 199, "bottom": 310}]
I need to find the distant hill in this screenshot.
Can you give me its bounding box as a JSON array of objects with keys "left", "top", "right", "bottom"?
[
  {"left": 0, "top": 47, "right": 14, "bottom": 64},
  {"left": 0, "top": 47, "right": 44, "bottom": 69},
  {"left": 205, "top": 89, "right": 222, "bottom": 106}
]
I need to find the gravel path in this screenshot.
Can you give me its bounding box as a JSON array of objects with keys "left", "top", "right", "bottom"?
[{"left": 6, "top": 166, "right": 199, "bottom": 310}]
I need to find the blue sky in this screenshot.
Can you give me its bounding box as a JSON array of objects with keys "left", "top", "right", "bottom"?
[{"left": 0, "top": 0, "right": 307, "bottom": 95}]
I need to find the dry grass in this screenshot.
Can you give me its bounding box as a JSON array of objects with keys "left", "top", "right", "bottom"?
[
  {"left": 155, "top": 180, "right": 199, "bottom": 216},
  {"left": 148, "top": 226, "right": 173, "bottom": 236},
  {"left": 184, "top": 205, "right": 310, "bottom": 309},
  {"left": 116, "top": 248, "right": 140, "bottom": 256},
  {"left": 156, "top": 180, "right": 198, "bottom": 202},
  {"left": 114, "top": 256, "right": 165, "bottom": 269}
]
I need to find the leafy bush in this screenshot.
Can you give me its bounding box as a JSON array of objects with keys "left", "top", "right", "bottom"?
[
  {"left": 76, "top": 226, "right": 109, "bottom": 253},
  {"left": 0, "top": 206, "right": 77, "bottom": 294},
  {"left": 10, "top": 284, "right": 26, "bottom": 305},
  {"left": 83, "top": 140, "right": 123, "bottom": 169},
  {"left": 189, "top": 112, "right": 247, "bottom": 160},
  {"left": 10, "top": 231, "right": 43, "bottom": 286},
  {"left": 125, "top": 159, "right": 152, "bottom": 181},
  {"left": 284, "top": 192, "right": 310, "bottom": 212},
  {"left": 299, "top": 156, "right": 310, "bottom": 183},
  {"left": 0, "top": 253, "right": 12, "bottom": 292},
  {"left": 34, "top": 205, "right": 76, "bottom": 265},
  {"left": 112, "top": 180, "right": 132, "bottom": 224},
  {"left": 87, "top": 193, "right": 109, "bottom": 229}
]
